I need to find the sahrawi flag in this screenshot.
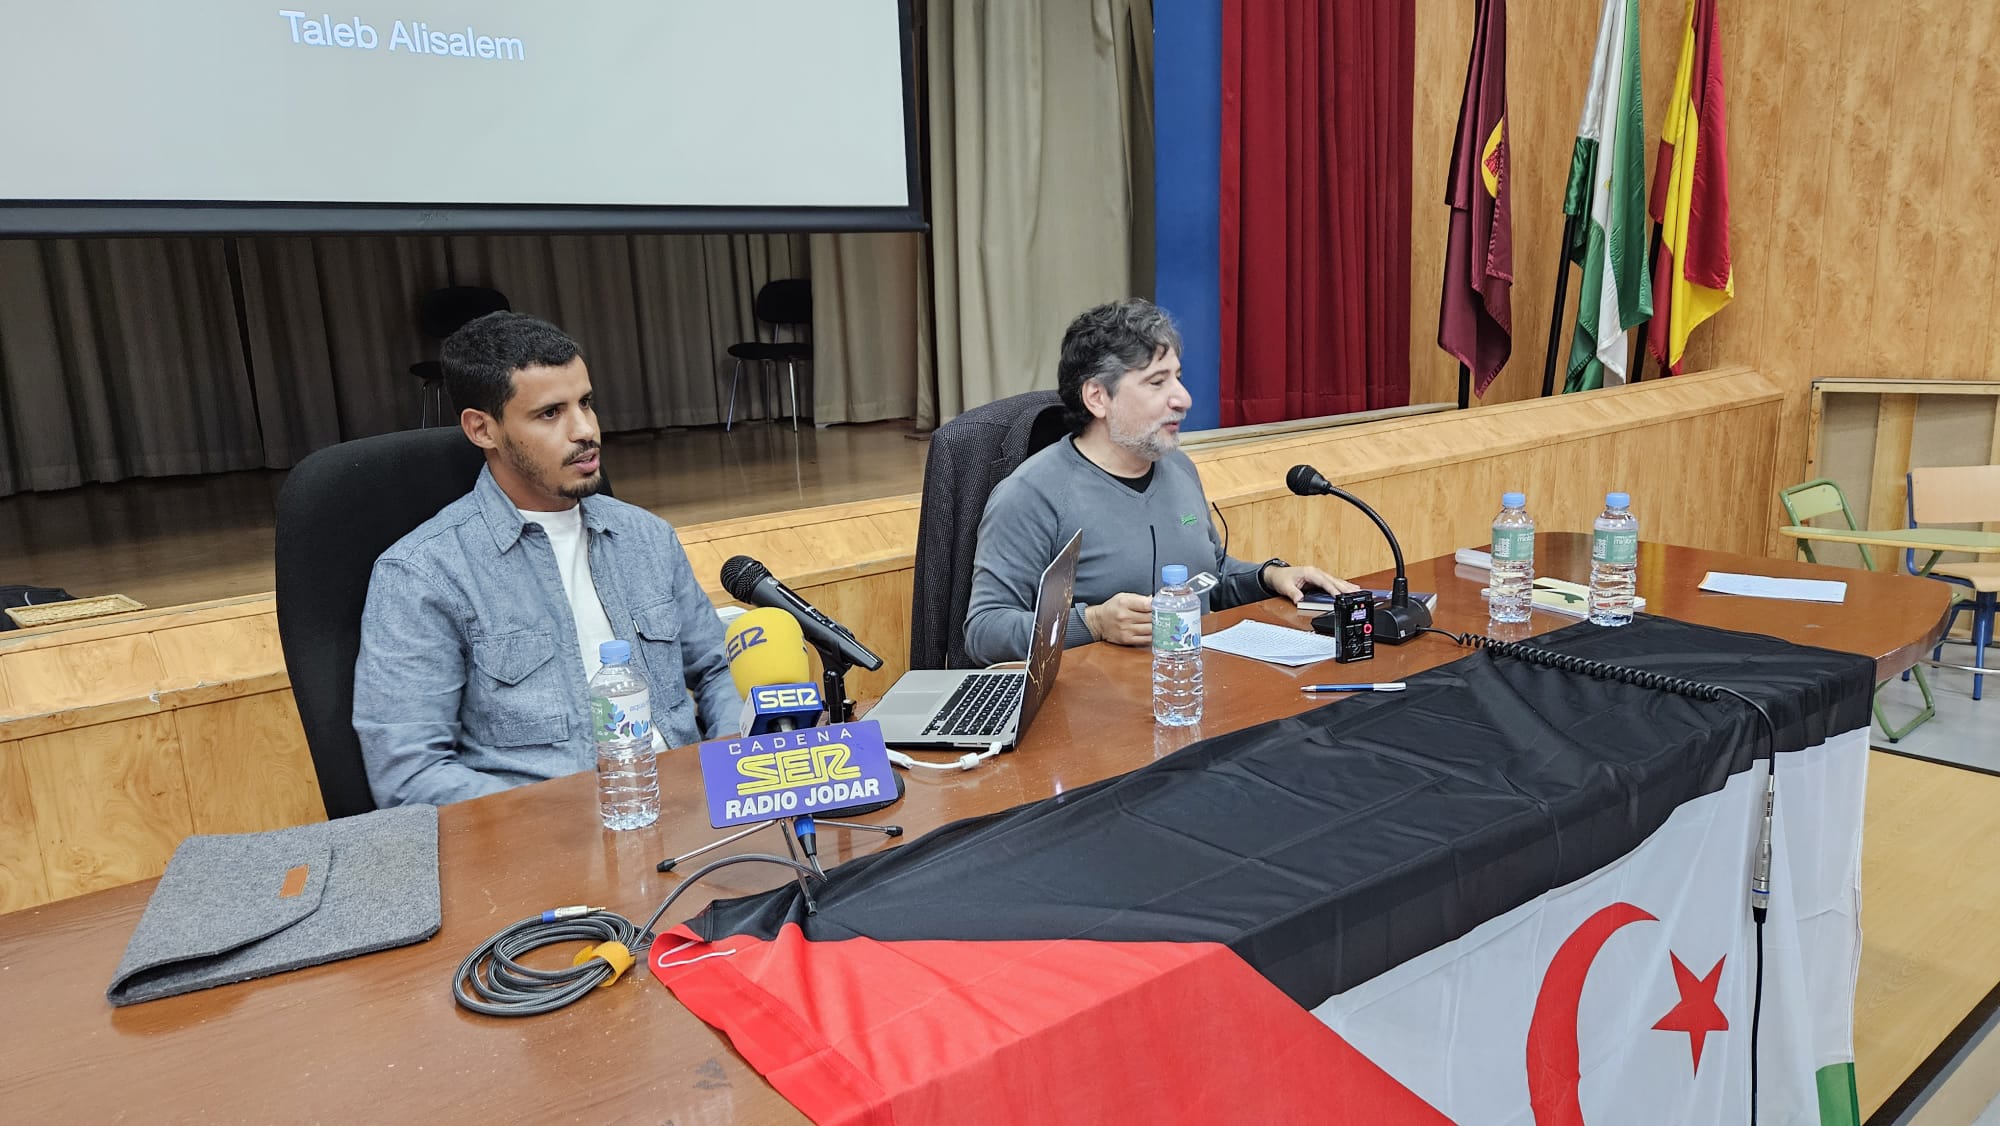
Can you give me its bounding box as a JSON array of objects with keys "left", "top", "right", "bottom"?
[
  {"left": 651, "top": 617, "right": 1872, "bottom": 1126},
  {"left": 1437, "top": 0, "right": 1513, "bottom": 396},
  {"left": 1647, "top": 0, "right": 1734, "bottom": 375},
  {"left": 1563, "top": 0, "right": 1651, "bottom": 393}
]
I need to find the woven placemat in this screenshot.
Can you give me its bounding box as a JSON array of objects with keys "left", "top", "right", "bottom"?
[{"left": 4, "top": 594, "right": 146, "bottom": 627}]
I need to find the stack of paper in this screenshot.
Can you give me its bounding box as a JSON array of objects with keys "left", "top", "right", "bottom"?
[{"left": 1202, "top": 620, "right": 1341, "bottom": 667}]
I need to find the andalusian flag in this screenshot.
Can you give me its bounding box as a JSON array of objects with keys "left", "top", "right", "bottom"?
[
  {"left": 1647, "top": 0, "right": 1733, "bottom": 375},
  {"left": 1562, "top": 0, "right": 1651, "bottom": 393}
]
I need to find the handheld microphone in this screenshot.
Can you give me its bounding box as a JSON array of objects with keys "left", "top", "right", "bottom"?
[
  {"left": 1286, "top": 464, "right": 1433, "bottom": 644},
  {"left": 721, "top": 556, "right": 884, "bottom": 672},
  {"left": 724, "top": 608, "right": 824, "bottom": 734},
  {"left": 1751, "top": 770, "right": 1774, "bottom": 923}
]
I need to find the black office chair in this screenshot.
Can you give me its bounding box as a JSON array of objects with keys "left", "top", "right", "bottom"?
[
  {"left": 908, "top": 390, "right": 1069, "bottom": 670},
  {"left": 725, "top": 279, "right": 812, "bottom": 433},
  {"left": 409, "top": 286, "right": 511, "bottom": 428},
  {"left": 274, "top": 428, "right": 612, "bottom": 818}
]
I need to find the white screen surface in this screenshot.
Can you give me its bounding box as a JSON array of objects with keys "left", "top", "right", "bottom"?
[{"left": 0, "top": 1, "right": 912, "bottom": 225}]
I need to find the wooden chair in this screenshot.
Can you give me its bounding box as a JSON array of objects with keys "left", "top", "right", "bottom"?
[
  {"left": 1779, "top": 478, "right": 1936, "bottom": 740},
  {"left": 1905, "top": 465, "right": 2000, "bottom": 700}
]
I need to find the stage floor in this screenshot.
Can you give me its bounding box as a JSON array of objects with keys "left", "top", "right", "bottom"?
[{"left": 0, "top": 420, "right": 930, "bottom": 611}]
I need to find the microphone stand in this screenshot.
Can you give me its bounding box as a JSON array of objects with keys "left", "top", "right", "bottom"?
[
  {"left": 656, "top": 641, "right": 904, "bottom": 876},
  {"left": 1318, "top": 484, "right": 1434, "bottom": 645}
]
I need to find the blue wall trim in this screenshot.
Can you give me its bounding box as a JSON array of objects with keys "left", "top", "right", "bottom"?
[{"left": 1152, "top": 0, "right": 1222, "bottom": 432}]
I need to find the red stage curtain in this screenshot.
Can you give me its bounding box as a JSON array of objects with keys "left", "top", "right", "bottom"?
[{"left": 1219, "top": 0, "right": 1415, "bottom": 425}]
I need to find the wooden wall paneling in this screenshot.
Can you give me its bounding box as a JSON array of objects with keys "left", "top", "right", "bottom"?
[
  {"left": 0, "top": 635, "right": 167, "bottom": 719},
  {"left": 1867, "top": 7, "right": 1956, "bottom": 379},
  {"left": 1923, "top": 3, "right": 2000, "bottom": 377},
  {"left": 0, "top": 740, "right": 51, "bottom": 913},
  {"left": 150, "top": 614, "right": 288, "bottom": 689},
  {"left": 1761, "top": 0, "right": 1840, "bottom": 381},
  {"left": 176, "top": 692, "right": 325, "bottom": 835},
  {"left": 19, "top": 714, "right": 193, "bottom": 901},
  {"left": 798, "top": 569, "right": 915, "bottom": 702},
  {"left": 1865, "top": 395, "right": 1917, "bottom": 532},
  {"left": 1813, "top": 4, "right": 1900, "bottom": 376}
]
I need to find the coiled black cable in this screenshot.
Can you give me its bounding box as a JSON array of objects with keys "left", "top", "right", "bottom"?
[
  {"left": 453, "top": 852, "right": 819, "bottom": 1017},
  {"left": 1459, "top": 634, "right": 1729, "bottom": 702}
]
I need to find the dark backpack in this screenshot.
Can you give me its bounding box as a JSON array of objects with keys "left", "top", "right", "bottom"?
[{"left": 0, "top": 585, "right": 74, "bottom": 630}]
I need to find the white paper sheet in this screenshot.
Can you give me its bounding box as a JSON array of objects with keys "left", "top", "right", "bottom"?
[
  {"left": 1697, "top": 571, "right": 1848, "bottom": 603},
  {"left": 1201, "top": 620, "right": 1342, "bottom": 667}
]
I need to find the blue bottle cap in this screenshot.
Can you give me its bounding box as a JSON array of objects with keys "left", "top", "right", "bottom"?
[
  {"left": 1606, "top": 491, "right": 1631, "bottom": 509},
  {"left": 1502, "top": 491, "right": 1526, "bottom": 509},
  {"left": 1161, "top": 564, "right": 1189, "bottom": 586},
  {"left": 598, "top": 639, "right": 632, "bottom": 664}
]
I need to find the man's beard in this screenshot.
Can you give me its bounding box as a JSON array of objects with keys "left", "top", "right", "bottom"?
[
  {"left": 503, "top": 438, "right": 603, "bottom": 500},
  {"left": 1109, "top": 413, "right": 1185, "bottom": 462}
]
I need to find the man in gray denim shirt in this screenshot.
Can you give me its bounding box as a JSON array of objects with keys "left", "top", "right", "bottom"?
[{"left": 353, "top": 313, "right": 739, "bottom": 807}]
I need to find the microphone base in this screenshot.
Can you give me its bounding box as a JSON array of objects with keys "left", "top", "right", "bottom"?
[{"left": 1371, "top": 599, "right": 1433, "bottom": 645}]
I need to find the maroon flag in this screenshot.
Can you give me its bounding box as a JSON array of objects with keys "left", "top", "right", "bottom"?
[{"left": 1438, "top": 0, "right": 1513, "bottom": 396}]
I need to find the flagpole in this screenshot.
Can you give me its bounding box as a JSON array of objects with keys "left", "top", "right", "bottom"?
[
  {"left": 1629, "top": 221, "right": 1664, "bottom": 382},
  {"left": 1458, "top": 363, "right": 1471, "bottom": 409},
  {"left": 1540, "top": 214, "right": 1581, "bottom": 397}
]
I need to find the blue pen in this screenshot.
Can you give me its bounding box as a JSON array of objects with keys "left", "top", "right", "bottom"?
[{"left": 1302, "top": 682, "right": 1407, "bottom": 693}]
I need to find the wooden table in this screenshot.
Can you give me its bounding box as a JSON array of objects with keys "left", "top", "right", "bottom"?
[{"left": 0, "top": 535, "right": 1960, "bottom": 1123}]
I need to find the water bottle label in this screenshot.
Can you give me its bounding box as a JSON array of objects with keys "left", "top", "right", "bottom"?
[
  {"left": 1592, "top": 529, "right": 1639, "bottom": 566},
  {"left": 1492, "top": 528, "right": 1535, "bottom": 562},
  {"left": 591, "top": 693, "right": 652, "bottom": 742},
  {"left": 1153, "top": 608, "right": 1201, "bottom": 653}
]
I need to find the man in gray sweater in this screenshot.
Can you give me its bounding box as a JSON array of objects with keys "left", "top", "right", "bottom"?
[{"left": 963, "top": 299, "right": 1356, "bottom": 666}]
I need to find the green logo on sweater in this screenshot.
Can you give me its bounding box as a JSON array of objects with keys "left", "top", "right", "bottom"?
[{"left": 1180, "top": 514, "right": 1199, "bottom": 526}]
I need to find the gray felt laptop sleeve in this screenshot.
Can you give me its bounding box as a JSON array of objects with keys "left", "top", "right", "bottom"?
[{"left": 107, "top": 804, "right": 441, "bottom": 1006}]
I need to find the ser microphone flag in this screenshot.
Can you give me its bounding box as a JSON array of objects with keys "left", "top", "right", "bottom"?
[{"left": 724, "top": 608, "right": 822, "bottom": 735}]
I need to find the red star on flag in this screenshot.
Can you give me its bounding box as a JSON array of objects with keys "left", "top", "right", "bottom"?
[{"left": 1652, "top": 953, "right": 1728, "bottom": 1073}]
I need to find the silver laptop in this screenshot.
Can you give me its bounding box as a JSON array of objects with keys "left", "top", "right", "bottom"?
[{"left": 870, "top": 530, "right": 1081, "bottom": 749}]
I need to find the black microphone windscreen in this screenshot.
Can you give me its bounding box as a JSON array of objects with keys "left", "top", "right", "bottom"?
[
  {"left": 1286, "top": 465, "right": 1330, "bottom": 497},
  {"left": 719, "top": 555, "right": 768, "bottom": 602}
]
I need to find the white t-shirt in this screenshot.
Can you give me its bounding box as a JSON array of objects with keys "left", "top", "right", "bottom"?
[{"left": 516, "top": 503, "right": 616, "bottom": 683}]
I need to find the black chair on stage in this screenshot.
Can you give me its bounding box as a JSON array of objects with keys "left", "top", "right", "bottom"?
[
  {"left": 724, "top": 279, "right": 813, "bottom": 432},
  {"left": 275, "top": 428, "right": 611, "bottom": 818},
  {"left": 908, "top": 390, "right": 1068, "bottom": 671},
  {"left": 409, "top": 286, "right": 511, "bottom": 428}
]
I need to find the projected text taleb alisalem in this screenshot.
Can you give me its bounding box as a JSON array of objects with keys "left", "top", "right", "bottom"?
[{"left": 277, "top": 11, "right": 525, "bottom": 61}]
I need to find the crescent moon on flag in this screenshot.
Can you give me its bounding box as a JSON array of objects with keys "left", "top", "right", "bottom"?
[{"left": 1526, "top": 901, "right": 1658, "bottom": 1126}]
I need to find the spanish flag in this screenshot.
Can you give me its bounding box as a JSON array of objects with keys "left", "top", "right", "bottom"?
[{"left": 1647, "top": 0, "right": 1733, "bottom": 375}]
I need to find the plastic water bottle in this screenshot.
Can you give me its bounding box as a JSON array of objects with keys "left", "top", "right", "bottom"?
[
  {"left": 1589, "top": 491, "right": 1640, "bottom": 626},
  {"left": 1489, "top": 491, "right": 1535, "bottom": 624},
  {"left": 589, "top": 639, "right": 659, "bottom": 830},
  {"left": 1152, "top": 564, "right": 1203, "bottom": 726}
]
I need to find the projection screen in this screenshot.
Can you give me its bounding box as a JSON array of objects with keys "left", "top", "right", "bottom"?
[{"left": 0, "top": 0, "right": 920, "bottom": 234}]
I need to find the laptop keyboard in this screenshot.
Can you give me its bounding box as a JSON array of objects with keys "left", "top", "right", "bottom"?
[{"left": 924, "top": 673, "right": 1025, "bottom": 737}]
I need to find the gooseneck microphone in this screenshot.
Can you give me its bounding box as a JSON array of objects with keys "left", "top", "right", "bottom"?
[
  {"left": 1285, "top": 464, "right": 1434, "bottom": 644},
  {"left": 721, "top": 556, "right": 884, "bottom": 672}
]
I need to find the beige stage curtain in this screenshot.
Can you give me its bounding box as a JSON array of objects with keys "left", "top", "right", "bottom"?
[
  {"left": 810, "top": 232, "right": 930, "bottom": 426},
  {"left": 921, "top": 0, "right": 1155, "bottom": 429},
  {"left": 0, "top": 238, "right": 264, "bottom": 495}
]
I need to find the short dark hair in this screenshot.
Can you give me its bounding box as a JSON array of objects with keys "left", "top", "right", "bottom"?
[
  {"left": 1056, "top": 299, "right": 1184, "bottom": 436},
  {"left": 441, "top": 312, "right": 582, "bottom": 419}
]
